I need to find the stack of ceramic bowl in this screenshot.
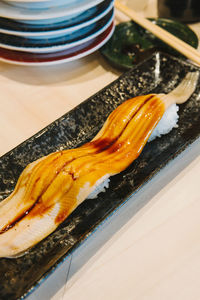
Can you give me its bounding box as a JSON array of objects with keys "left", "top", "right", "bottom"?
[{"left": 0, "top": 0, "right": 115, "bottom": 66}]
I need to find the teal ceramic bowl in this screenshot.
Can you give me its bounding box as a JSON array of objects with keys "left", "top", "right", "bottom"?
[{"left": 100, "top": 18, "right": 199, "bottom": 70}]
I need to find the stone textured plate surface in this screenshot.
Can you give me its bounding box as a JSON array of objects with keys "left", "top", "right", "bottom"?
[{"left": 0, "top": 52, "right": 200, "bottom": 300}]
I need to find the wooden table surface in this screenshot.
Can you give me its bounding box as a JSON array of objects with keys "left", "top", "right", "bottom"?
[{"left": 1, "top": 1, "right": 200, "bottom": 299}]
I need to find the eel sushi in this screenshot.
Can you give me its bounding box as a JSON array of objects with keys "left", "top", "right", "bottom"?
[{"left": 0, "top": 72, "right": 198, "bottom": 258}]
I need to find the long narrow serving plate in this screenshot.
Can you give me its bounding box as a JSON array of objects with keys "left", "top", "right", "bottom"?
[{"left": 0, "top": 52, "right": 200, "bottom": 300}]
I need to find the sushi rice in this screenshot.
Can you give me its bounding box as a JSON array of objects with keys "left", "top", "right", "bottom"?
[{"left": 149, "top": 104, "right": 179, "bottom": 142}]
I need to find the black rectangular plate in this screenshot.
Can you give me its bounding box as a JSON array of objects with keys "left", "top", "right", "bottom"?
[{"left": 0, "top": 52, "right": 200, "bottom": 300}]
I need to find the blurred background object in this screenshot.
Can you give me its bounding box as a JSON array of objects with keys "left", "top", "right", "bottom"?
[
  {"left": 0, "top": 0, "right": 115, "bottom": 66},
  {"left": 158, "top": 0, "right": 200, "bottom": 23}
]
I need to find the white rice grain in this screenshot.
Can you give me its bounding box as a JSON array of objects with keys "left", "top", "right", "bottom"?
[
  {"left": 149, "top": 104, "right": 179, "bottom": 142},
  {"left": 87, "top": 176, "right": 110, "bottom": 199}
]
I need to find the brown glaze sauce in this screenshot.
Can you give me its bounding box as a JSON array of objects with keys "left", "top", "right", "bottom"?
[
  {"left": 55, "top": 209, "right": 70, "bottom": 224},
  {"left": 0, "top": 206, "right": 38, "bottom": 234},
  {"left": 1, "top": 95, "right": 165, "bottom": 234},
  {"left": 27, "top": 200, "right": 54, "bottom": 219}
]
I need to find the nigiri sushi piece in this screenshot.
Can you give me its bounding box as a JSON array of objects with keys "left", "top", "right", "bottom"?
[
  {"left": 150, "top": 71, "right": 199, "bottom": 141},
  {"left": 0, "top": 94, "right": 149, "bottom": 235},
  {"left": 0, "top": 72, "right": 198, "bottom": 258}
]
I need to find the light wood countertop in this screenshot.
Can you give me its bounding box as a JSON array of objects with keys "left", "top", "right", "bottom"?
[{"left": 1, "top": 1, "right": 200, "bottom": 300}]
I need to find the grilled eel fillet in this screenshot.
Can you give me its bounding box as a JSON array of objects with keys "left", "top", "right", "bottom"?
[{"left": 0, "top": 94, "right": 167, "bottom": 257}]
